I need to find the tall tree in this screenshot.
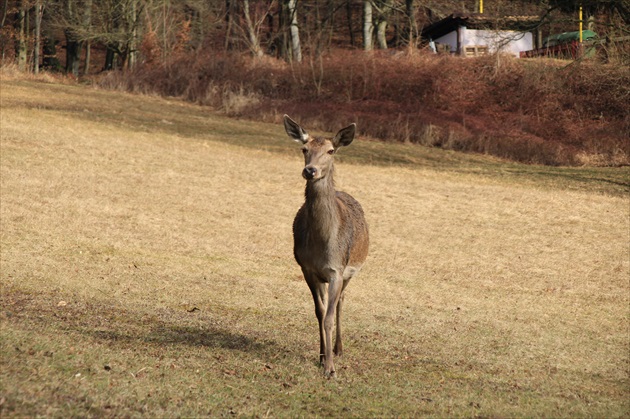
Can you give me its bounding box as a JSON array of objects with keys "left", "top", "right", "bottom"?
[
  {"left": 55, "top": 0, "right": 90, "bottom": 76},
  {"left": 346, "top": 0, "right": 355, "bottom": 47},
  {"left": 404, "top": 0, "right": 418, "bottom": 48},
  {"left": 15, "top": 0, "right": 28, "bottom": 71},
  {"left": 241, "top": 0, "right": 270, "bottom": 58},
  {"left": 41, "top": 5, "right": 60, "bottom": 70},
  {"left": 95, "top": 0, "right": 143, "bottom": 70},
  {"left": 374, "top": 0, "right": 392, "bottom": 49},
  {"left": 82, "top": 0, "right": 91, "bottom": 74},
  {"left": 225, "top": 0, "right": 236, "bottom": 50},
  {"left": 363, "top": 0, "right": 374, "bottom": 50},
  {"left": 287, "top": 0, "right": 301, "bottom": 62},
  {"left": 33, "top": 0, "right": 44, "bottom": 73}
]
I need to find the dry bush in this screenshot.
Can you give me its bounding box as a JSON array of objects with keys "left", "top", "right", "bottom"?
[
  {"left": 97, "top": 48, "right": 629, "bottom": 166},
  {"left": 0, "top": 63, "right": 23, "bottom": 80},
  {"left": 98, "top": 51, "right": 262, "bottom": 113},
  {"left": 0, "top": 63, "right": 73, "bottom": 84}
]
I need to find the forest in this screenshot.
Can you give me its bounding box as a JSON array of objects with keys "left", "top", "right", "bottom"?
[{"left": 2, "top": 0, "right": 629, "bottom": 165}]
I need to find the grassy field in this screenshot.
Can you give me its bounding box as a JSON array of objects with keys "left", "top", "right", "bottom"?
[{"left": 1, "top": 78, "right": 629, "bottom": 417}]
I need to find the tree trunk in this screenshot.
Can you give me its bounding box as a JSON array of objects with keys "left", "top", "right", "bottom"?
[
  {"left": 33, "top": 1, "right": 44, "bottom": 73},
  {"left": 363, "top": 1, "right": 374, "bottom": 51},
  {"left": 243, "top": 0, "right": 263, "bottom": 57},
  {"left": 376, "top": 19, "right": 387, "bottom": 49},
  {"left": 16, "top": 1, "right": 28, "bottom": 71},
  {"left": 42, "top": 13, "right": 60, "bottom": 71},
  {"left": 1, "top": 0, "right": 9, "bottom": 28},
  {"left": 277, "top": 2, "right": 289, "bottom": 60},
  {"left": 405, "top": 0, "right": 417, "bottom": 48},
  {"left": 346, "top": 0, "right": 355, "bottom": 47},
  {"left": 374, "top": 0, "right": 391, "bottom": 49},
  {"left": 84, "top": 41, "right": 91, "bottom": 74},
  {"left": 287, "top": 0, "right": 302, "bottom": 62},
  {"left": 224, "top": 0, "right": 236, "bottom": 51},
  {"left": 104, "top": 45, "right": 116, "bottom": 71},
  {"left": 127, "top": 0, "right": 138, "bottom": 69},
  {"left": 65, "top": 30, "right": 83, "bottom": 76},
  {"left": 0, "top": 0, "right": 8, "bottom": 59},
  {"left": 64, "top": 0, "right": 82, "bottom": 76},
  {"left": 82, "top": 0, "right": 92, "bottom": 75}
]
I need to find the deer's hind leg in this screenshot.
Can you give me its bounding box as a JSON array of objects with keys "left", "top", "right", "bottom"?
[
  {"left": 335, "top": 266, "right": 359, "bottom": 357},
  {"left": 333, "top": 279, "right": 350, "bottom": 357}
]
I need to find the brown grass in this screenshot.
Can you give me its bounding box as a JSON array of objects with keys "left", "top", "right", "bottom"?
[{"left": 1, "top": 79, "right": 629, "bottom": 417}]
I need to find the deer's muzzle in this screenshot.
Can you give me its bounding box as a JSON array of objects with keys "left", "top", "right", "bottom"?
[{"left": 302, "top": 166, "right": 317, "bottom": 180}]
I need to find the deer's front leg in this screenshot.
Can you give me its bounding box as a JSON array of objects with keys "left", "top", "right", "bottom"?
[
  {"left": 323, "top": 272, "right": 344, "bottom": 377},
  {"left": 306, "top": 275, "right": 326, "bottom": 365}
]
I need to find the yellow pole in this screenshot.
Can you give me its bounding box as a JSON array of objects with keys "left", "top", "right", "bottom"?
[
  {"left": 479, "top": 0, "right": 483, "bottom": 14},
  {"left": 580, "top": 6, "right": 582, "bottom": 44}
]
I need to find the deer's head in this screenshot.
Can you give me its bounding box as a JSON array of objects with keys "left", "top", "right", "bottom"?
[{"left": 283, "top": 115, "right": 356, "bottom": 181}]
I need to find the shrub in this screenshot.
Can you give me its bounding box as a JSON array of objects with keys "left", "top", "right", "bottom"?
[{"left": 97, "top": 49, "right": 629, "bottom": 167}]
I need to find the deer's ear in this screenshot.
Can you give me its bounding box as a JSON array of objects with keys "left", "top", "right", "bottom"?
[
  {"left": 284, "top": 115, "right": 309, "bottom": 144},
  {"left": 332, "top": 123, "right": 356, "bottom": 148}
]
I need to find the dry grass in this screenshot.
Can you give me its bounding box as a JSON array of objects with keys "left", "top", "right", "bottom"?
[{"left": 1, "top": 79, "right": 629, "bottom": 417}]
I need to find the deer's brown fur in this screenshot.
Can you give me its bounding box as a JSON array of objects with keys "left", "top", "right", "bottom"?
[{"left": 284, "top": 115, "right": 369, "bottom": 378}]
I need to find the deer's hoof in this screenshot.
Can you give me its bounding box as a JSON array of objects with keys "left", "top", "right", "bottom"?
[{"left": 324, "top": 369, "right": 336, "bottom": 379}]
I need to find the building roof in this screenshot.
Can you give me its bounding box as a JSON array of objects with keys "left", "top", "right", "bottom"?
[{"left": 422, "top": 13, "right": 540, "bottom": 40}]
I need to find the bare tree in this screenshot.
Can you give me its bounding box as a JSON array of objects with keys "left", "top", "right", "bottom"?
[
  {"left": 61, "top": 0, "right": 87, "bottom": 76},
  {"left": 82, "top": 0, "right": 91, "bottom": 74},
  {"left": 15, "top": 0, "right": 28, "bottom": 71},
  {"left": 240, "top": 0, "right": 272, "bottom": 58},
  {"left": 363, "top": 0, "right": 373, "bottom": 50},
  {"left": 404, "top": 0, "right": 418, "bottom": 48},
  {"left": 287, "top": 0, "right": 301, "bottom": 61},
  {"left": 346, "top": 0, "right": 355, "bottom": 47},
  {"left": 91, "top": 0, "right": 143, "bottom": 70},
  {"left": 374, "top": 0, "right": 392, "bottom": 49},
  {"left": 224, "top": 0, "right": 236, "bottom": 50},
  {"left": 242, "top": 0, "right": 261, "bottom": 56},
  {"left": 33, "top": 0, "right": 44, "bottom": 73}
]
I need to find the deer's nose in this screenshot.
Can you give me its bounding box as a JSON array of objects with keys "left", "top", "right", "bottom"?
[{"left": 302, "top": 166, "right": 317, "bottom": 180}]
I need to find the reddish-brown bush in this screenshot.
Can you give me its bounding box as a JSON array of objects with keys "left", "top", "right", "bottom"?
[{"left": 98, "top": 49, "right": 629, "bottom": 166}]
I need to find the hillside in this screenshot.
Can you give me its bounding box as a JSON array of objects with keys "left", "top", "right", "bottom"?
[{"left": 99, "top": 51, "right": 630, "bottom": 166}]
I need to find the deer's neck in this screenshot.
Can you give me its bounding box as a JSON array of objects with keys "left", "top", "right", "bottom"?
[{"left": 304, "top": 169, "right": 339, "bottom": 240}]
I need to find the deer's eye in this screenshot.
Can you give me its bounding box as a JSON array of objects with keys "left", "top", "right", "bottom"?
[{"left": 327, "top": 149, "right": 335, "bottom": 155}]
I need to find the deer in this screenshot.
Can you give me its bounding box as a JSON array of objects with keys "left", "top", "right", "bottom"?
[{"left": 283, "top": 115, "right": 369, "bottom": 378}]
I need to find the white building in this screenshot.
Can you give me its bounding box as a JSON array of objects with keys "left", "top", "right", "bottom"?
[{"left": 422, "top": 13, "right": 538, "bottom": 58}]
